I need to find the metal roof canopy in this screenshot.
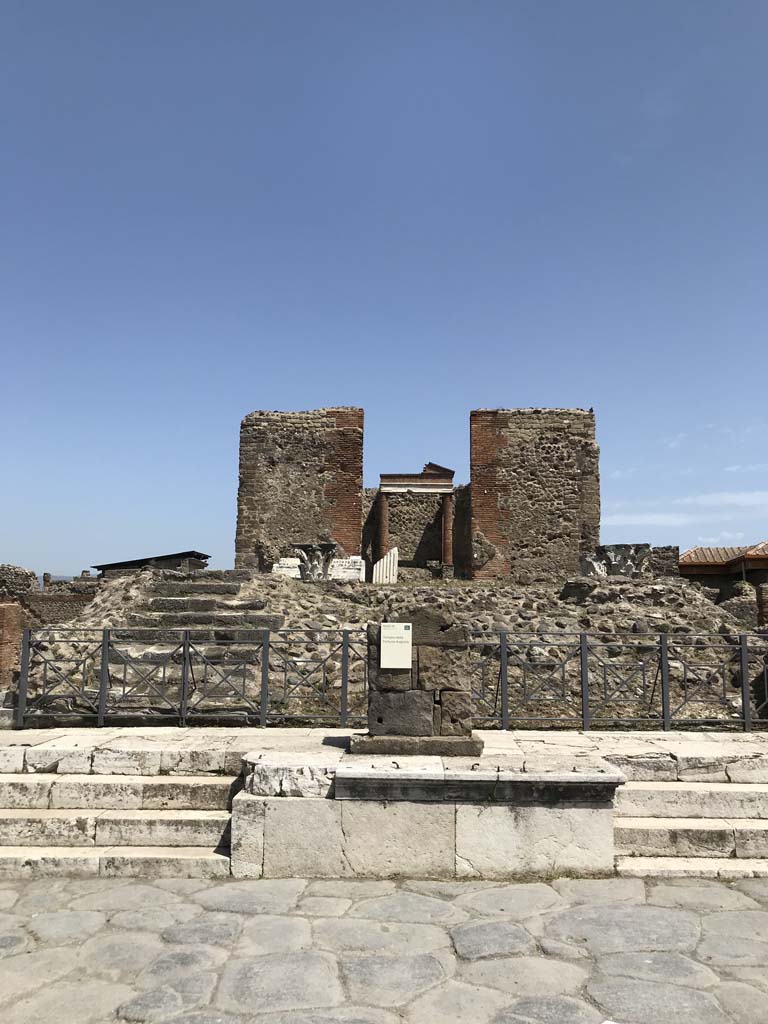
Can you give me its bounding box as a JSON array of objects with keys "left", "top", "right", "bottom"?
[{"left": 92, "top": 550, "right": 211, "bottom": 571}]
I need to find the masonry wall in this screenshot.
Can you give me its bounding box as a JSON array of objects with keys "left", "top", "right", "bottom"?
[
  {"left": 235, "top": 407, "right": 364, "bottom": 571},
  {"left": 362, "top": 492, "right": 443, "bottom": 567},
  {"left": 470, "top": 408, "right": 600, "bottom": 583}
]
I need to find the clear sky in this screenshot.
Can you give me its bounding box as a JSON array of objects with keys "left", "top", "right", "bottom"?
[{"left": 2, "top": 1, "right": 767, "bottom": 575}]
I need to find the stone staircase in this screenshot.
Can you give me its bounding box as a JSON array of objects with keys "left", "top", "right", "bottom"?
[
  {"left": 0, "top": 758, "right": 239, "bottom": 878},
  {"left": 615, "top": 777, "right": 768, "bottom": 879}
]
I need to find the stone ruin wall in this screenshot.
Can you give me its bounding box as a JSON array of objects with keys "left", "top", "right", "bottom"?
[
  {"left": 235, "top": 407, "right": 364, "bottom": 571},
  {"left": 469, "top": 409, "right": 600, "bottom": 584},
  {"left": 363, "top": 491, "right": 442, "bottom": 567}
]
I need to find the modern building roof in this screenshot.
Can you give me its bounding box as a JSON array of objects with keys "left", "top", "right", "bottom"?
[
  {"left": 92, "top": 551, "right": 210, "bottom": 571},
  {"left": 379, "top": 462, "right": 455, "bottom": 494},
  {"left": 679, "top": 542, "right": 768, "bottom": 567}
]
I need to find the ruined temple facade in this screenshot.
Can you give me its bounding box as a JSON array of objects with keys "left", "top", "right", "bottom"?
[{"left": 235, "top": 406, "right": 601, "bottom": 583}]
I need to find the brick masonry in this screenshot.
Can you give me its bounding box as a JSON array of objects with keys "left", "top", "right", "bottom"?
[
  {"left": 362, "top": 491, "right": 443, "bottom": 567},
  {"left": 235, "top": 407, "right": 364, "bottom": 570},
  {"left": 469, "top": 408, "right": 600, "bottom": 583}
]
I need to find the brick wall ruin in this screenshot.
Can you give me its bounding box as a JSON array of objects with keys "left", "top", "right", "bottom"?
[
  {"left": 469, "top": 409, "right": 600, "bottom": 584},
  {"left": 363, "top": 492, "right": 443, "bottom": 567},
  {"left": 235, "top": 407, "right": 364, "bottom": 571}
]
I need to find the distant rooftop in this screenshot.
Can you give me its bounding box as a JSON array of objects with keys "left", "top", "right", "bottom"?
[
  {"left": 680, "top": 542, "right": 768, "bottom": 566},
  {"left": 92, "top": 550, "right": 210, "bottom": 572}
]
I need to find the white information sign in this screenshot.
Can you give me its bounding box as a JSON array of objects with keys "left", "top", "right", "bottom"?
[{"left": 380, "top": 622, "right": 413, "bottom": 669}]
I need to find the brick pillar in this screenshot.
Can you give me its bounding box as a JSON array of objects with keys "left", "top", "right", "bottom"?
[
  {"left": 0, "top": 602, "right": 24, "bottom": 692},
  {"left": 441, "top": 492, "right": 454, "bottom": 567},
  {"left": 378, "top": 493, "right": 390, "bottom": 560}
]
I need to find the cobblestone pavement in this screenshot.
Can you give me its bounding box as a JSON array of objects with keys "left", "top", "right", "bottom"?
[{"left": 0, "top": 876, "right": 767, "bottom": 1024}]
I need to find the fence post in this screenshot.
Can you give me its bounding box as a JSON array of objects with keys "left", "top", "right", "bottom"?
[
  {"left": 340, "top": 630, "right": 350, "bottom": 728},
  {"left": 15, "top": 629, "right": 31, "bottom": 729},
  {"left": 97, "top": 629, "right": 110, "bottom": 727},
  {"left": 740, "top": 633, "right": 752, "bottom": 732},
  {"left": 660, "top": 633, "right": 671, "bottom": 731},
  {"left": 579, "top": 633, "right": 591, "bottom": 730},
  {"left": 260, "top": 630, "right": 270, "bottom": 728},
  {"left": 179, "top": 631, "right": 191, "bottom": 726},
  {"left": 499, "top": 631, "right": 509, "bottom": 730}
]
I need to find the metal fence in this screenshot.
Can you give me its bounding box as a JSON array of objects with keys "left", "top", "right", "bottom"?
[
  {"left": 14, "top": 628, "right": 768, "bottom": 730},
  {"left": 15, "top": 628, "right": 368, "bottom": 728}
]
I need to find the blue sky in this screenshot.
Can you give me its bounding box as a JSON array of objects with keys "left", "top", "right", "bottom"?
[{"left": 2, "top": 1, "right": 767, "bottom": 575}]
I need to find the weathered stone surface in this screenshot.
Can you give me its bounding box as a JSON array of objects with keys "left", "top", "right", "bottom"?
[
  {"left": 715, "top": 980, "right": 768, "bottom": 1024},
  {"left": 455, "top": 883, "right": 563, "bottom": 920},
  {"left": 304, "top": 880, "right": 396, "bottom": 899},
  {"left": 341, "top": 801, "right": 455, "bottom": 878},
  {"left": 161, "top": 912, "right": 244, "bottom": 946},
  {"left": 439, "top": 692, "right": 472, "bottom": 736},
  {"left": 417, "top": 647, "right": 471, "bottom": 693},
  {"left": 0, "top": 947, "right": 79, "bottom": 1004},
  {"left": 27, "top": 910, "right": 105, "bottom": 944},
  {"left": 405, "top": 979, "right": 510, "bottom": 1024},
  {"left": 648, "top": 880, "right": 761, "bottom": 911},
  {"left": 312, "top": 917, "right": 449, "bottom": 954},
  {"left": 459, "top": 956, "right": 588, "bottom": 998},
  {"left": 493, "top": 995, "right": 603, "bottom": 1024},
  {"left": 551, "top": 877, "right": 645, "bottom": 905},
  {"left": 349, "top": 891, "right": 467, "bottom": 925},
  {"left": 230, "top": 792, "right": 264, "bottom": 880},
  {"left": 542, "top": 904, "right": 701, "bottom": 954},
  {"left": 245, "top": 760, "right": 337, "bottom": 799},
  {"left": 78, "top": 930, "right": 166, "bottom": 977},
  {"left": 297, "top": 896, "right": 352, "bottom": 917},
  {"left": 368, "top": 691, "right": 434, "bottom": 737},
  {"left": 2, "top": 979, "right": 135, "bottom": 1024},
  {"left": 596, "top": 951, "right": 719, "bottom": 988},
  {"left": 237, "top": 914, "right": 311, "bottom": 956},
  {"left": 136, "top": 945, "right": 227, "bottom": 989},
  {"left": 216, "top": 952, "right": 343, "bottom": 1014},
  {"left": 587, "top": 976, "right": 730, "bottom": 1024},
  {"left": 455, "top": 804, "right": 613, "bottom": 878},
  {"left": 263, "top": 797, "right": 347, "bottom": 879},
  {"left": 451, "top": 919, "right": 536, "bottom": 959},
  {"left": 339, "top": 952, "right": 447, "bottom": 1007},
  {"left": 193, "top": 879, "right": 307, "bottom": 915},
  {"left": 259, "top": 1011, "right": 399, "bottom": 1024}
]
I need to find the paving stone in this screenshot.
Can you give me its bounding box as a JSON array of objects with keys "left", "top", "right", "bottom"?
[
  {"left": 151, "top": 1014, "right": 244, "bottom": 1024},
  {"left": 304, "top": 880, "right": 396, "bottom": 900},
  {"left": 194, "top": 879, "right": 307, "bottom": 915},
  {"left": 697, "top": 935, "right": 768, "bottom": 966},
  {"left": 459, "top": 956, "right": 588, "bottom": 998},
  {"left": 27, "top": 910, "right": 106, "bottom": 943},
  {"left": 217, "top": 952, "right": 343, "bottom": 1014},
  {"left": 720, "top": 967, "right": 768, "bottom": 995},
  {"left": 237, "top": 915, "right": 312, "bottom": 956},
  {"left": 119, "top": 973, "right": 217, "bottom": 1021},
  {"left": 0, "top": 924, "right": 33, "bottom": 958},
  {"left": 586, "top": 976, "right": 731, "bottom": 1024},
  {"left": 2, "top": 978, "right": 135, "bottom": 1024},
  {"left": 0, "top": 889, "right": 18, "bottom": 910},
  {"left": 109, "top": 905, "right": 203, "bottom": 930},
  {"left": 595, "top": 951, "right": 719, "bottom": 988},
  {"left": 296, "top": 897, "right": 352, "bottom": 917},
  {"left": 405, "top": 979, "right": 511, "bottom": 1023},
  {"left": 492, "top": 995, "right": 603, "bottom": 1023},
  {"left": 703, "top": 908, "right": 768, "bottom": 943},
  {"left": 249, "top": 1011, "right": 399, "bottom": 1024},
  {"left": 78, "top": 930, "right": 166, "bottom": 976},
  {"left": 648, "top": 880, "right": 761, "bottom": 911},
  {"left": 714, "top": 981, "right": 768, "bottom": 1024},
  {"left": 402, "top": 880, "right": 498, "bottom": 899},
  {"left": 136, "top": 945, "right": 228, "bottom": 989},
  {"left": 152, "top": 878, "right": 215, "bottom": 895},
  {"left": 455, "top": 883, "right": 563, "bottom": 920},
  {"left": 551, "top": 877, "right": 646, "bottom": 905},
  {"left": 451, "top": 919, "right": 536, "bottom": 959},
  {"left": 349, "top": 891, "right": 468, "bottom": 925},
  {"left": 313, "top": 917, "right": 449, "bottom": 954},
  {"left": 339, "top": 952, "right": 447, "bottom": 1007},
  {"left": 0, "top": 947, "right": 79, "bottom": 1005},
  {"left": 69, "top": 882, "right": 184, "bottom": 911},
  {"left": 733, "top": 878, "right": 768, "bottom": 903},
  {"left": 542, "top": 904, "right": 701, "bottom": 954},
  {"left": 162, "top": 912, "right": 245, "bottom": 945}
]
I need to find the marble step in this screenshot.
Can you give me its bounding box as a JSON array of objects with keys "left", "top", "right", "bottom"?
[
  {"left": 615, "top": 816, "right": 768, "bottom": 859},
  {"left": 0, "top": 774, "right": 240, "bottom": 810},
  {"left": 616, "top": 781, "right": 768, "bottom": 819},
  {"left": 0, "top": 808, "right": 231, "bottom": 848},
  {"left": 616, "top": 855, "right": 768, "bottom": 880},
  {"left": 0, "top": 845, "right": 230, "bottom": 879},
  {"left": 147, "top": 597, "right": 268, "bottom": 613}
]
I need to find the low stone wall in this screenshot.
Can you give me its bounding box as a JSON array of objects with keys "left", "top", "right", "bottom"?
[{"left": 231, "top": 757, "right": 623, "bottom": 880}]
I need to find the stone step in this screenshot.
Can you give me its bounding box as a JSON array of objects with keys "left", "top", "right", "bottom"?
[
  {"left": 127, "top": 612, "right": 284, "bottom": 629},
  {"left": 0, "top": 845, "right": 230, "bottom": 879},
  {"left": 615, "top": 816, "right": 768, "bottom": 859},
  {"left": 0, "top": 774, "right": 240, "bottom": 810},
  {"left": 616, "top": 781, "right": 768, "bottom": 819},
  {"left": 0, "top": 808, "right": 231, "bottom": 847},
  {"left": 147, "top": 597, "right": 269, "bottom": 613},
  {"left": 616, "top": 855, "right": 768, "bottom": 879}
]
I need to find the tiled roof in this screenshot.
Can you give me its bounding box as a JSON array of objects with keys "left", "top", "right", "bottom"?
[{"left": 680, "top": 543, "right": 768, "bottom": 566}]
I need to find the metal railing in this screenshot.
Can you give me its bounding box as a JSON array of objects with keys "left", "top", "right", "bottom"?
[
  {"left": 13, "top": 628, "right": 768, "bottom": 730},
  {"left": 15, "top": 628, "right": 368, "bottom": 728}
]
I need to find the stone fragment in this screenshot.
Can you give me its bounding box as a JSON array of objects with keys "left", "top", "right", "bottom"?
[
  {"left": 440, "top": 691, "right": 472, "bottom": 735},
  {"left": 368, "top": 691, "right": 434, "bottom": 736},
  {"left": 216, "top": 952, "right": 343, "bottom": 1014},
  {"left": 587, "top": 976, "right": 730, "bottom": 1024},
  {"left": 340, "top": 952, "right": 447, "bottom": 1007},
  {"left": 451, "top": 920, "right": 536, "bottom": 959}
]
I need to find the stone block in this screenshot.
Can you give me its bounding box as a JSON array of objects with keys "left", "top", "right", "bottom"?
[
  {"left": 230, "top": 792, "right": 265, "bottom": 879},
  {"left": 368, "top": 690, "right": 434, "bottom": 736},
  {"left": 341, "top": 801, "right": 455, "bottom": 878},
  {"left": 99, "top": 848, "right": 230, "bottom": 878},
  {"left": 91, "top": 748, "right": 163, "bottom": 776},
  {"left": 0, "top": 810, "right": 98, "bottom": 846},
  {"left": 418, "top": 646, "right": 471, "bottom": 692},
  {"left": 440, "top": 691, "right": 472, "bottom": 736},
  {"left": 349, "top": 734, "right": 484, "bottom": 756},
  {"left": 455, "top": 804, "right": 614, "bottom": 878},
  {"left": 263, "top": 797, "right": 348, "bottom": 878},
  {"left": 0, "top": 777, "right": 54, "bottom": 808},
  {"left": 244, "top": 755, "right": 338, "bottom": 798},
  {"left": 0, "top": 747, "right": 25, "bottom": 773},
  {"left": 368, "top": 661, "right": 413, "bottom": 692}
]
